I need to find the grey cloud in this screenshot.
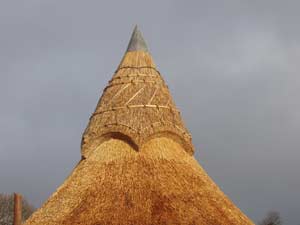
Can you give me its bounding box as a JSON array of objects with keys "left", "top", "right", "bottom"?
[{"left": 0, "top": 1, "right": 299, "bottom": 224}]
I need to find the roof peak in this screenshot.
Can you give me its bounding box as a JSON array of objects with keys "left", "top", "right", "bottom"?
[
  {"left": 81, "top": 26, "right": 194, "bottom": 158},
  {"left": 126, "top": 25, "right": 148, "bottom": 52}
]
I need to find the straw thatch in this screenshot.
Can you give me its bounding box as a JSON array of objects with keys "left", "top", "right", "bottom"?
[
  {"left": 81, "top": 33, "right": 194, "bottom": 157},
  {"left": 24, "top": 26, "right": 254, "bottom": 225}
]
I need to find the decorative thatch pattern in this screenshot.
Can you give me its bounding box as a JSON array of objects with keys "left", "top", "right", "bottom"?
[
  {"left": 24, "top": 26, "right": 254, "bottom": 225},
  {"left": 81, "top": 50, "right": 194, "bottom": 158}
]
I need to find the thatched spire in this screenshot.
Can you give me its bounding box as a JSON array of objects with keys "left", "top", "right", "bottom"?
[
  {"left": 24, "top": 27, "right": 255, "bottom": 225},
  {"left": 126, "top": 25, "right": 148, "bottom": 52},
  {"left": 81, "top": 26, "right": 194, "bottom": 158}
]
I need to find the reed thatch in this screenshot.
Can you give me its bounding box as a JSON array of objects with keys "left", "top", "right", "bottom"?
[{"left": 24, "top": 26, "right": 254, "bottom": 225}]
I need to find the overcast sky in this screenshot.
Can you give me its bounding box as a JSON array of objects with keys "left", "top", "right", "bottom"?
[{"left": 0, "top": 1, "right": 299, "bottom": 224}]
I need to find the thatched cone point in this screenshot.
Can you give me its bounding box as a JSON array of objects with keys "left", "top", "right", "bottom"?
[{"left": 24, "top": 26, "right": 254, "bottom": 225}]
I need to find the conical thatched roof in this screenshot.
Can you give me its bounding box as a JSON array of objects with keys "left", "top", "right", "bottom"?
[
  {"left": 81, "top": 25, "right": 193, "bottom": 158},
  {"left": 24, "top": 26, "right": 254, "bottom": 225}
]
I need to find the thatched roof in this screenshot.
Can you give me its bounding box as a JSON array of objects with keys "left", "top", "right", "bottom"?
[
  {"left": 24, "top": 26, "right": 254, "bottom": 225},
  {"left": 81, "top": 26, "right": 193, "bottom": 158}
]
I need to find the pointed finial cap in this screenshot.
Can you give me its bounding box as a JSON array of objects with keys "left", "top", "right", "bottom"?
[{"left": 126, "top": 25, "right": 148, "bottom": 52}]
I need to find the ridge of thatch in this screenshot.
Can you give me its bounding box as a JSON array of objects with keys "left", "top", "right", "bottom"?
[{"left": 81, "top": 27, "right": 194, "bottom": 158}]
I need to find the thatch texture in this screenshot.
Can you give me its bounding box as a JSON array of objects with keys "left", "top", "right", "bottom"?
[
  {"left": 25, "top": 138, "right": 253, "bottom": 225},
  {"left": 24, "top": 27, "right": 254, "bottom": 225},
  {"left": 82, "top": 49, "right": 194, "bottom": 158}
]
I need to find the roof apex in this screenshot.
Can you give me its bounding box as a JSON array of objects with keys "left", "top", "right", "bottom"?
[{"left": 126, "top": 25, "right": 148, "bottom": 52}]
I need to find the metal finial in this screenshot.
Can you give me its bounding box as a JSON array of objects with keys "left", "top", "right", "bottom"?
[{"left": 126, "top": 25, "right": 148, "bottom": 52}]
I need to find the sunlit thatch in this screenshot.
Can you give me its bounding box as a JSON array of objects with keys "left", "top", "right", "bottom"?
[{"left": 24, "top": 26, "right": 254, "bottom": 225}]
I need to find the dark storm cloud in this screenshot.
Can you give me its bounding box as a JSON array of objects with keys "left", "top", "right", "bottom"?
[{"left": 0, "top": 1, "right": 299, "bottom": 224}]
